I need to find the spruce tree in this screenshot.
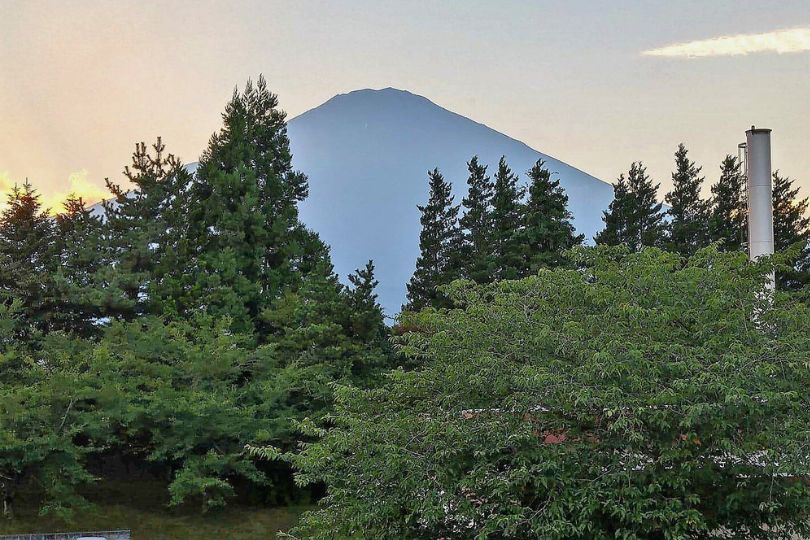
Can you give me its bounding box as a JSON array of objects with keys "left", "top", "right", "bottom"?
[
  {"left": 490, "top": 156, "right": 525, "bottom": 280},
  {"left": 458, "top": 156, "right": 494, "bottom": 282},
  {"left": 51, "top": 195, "right": 107, "bottom": 336},
  {"left": 772, "top": 171, "right": 810, "bottom": 291},
  {"left": 405, "top": 168, "right": 461, "bottom": 311},
  {"left": 596, "top": 162, "right": 666, "bottom": 251},
  {"left": 519, "top": 159, "right": 583, "bottom": 275},
  {"left": 628, "top": 162, "right": 667, "bottom": 251},
  {"left": 595, "top": 173, "right": 630, "bottom": 247},
  {"left": 665, "top": 144, "right": 711, "bottom": 256},
  {"left": 185, "top": 76, "right": 321, "bottom": 335},
  {"left": 708, "top": 155, "right": 747, "bottom": 252},
  {"left": 0, "top": 181, "right": 57, "bottom": 335}
]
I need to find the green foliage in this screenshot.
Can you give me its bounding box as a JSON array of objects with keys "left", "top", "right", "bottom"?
[
  {"left": 288, "top": 246, "right": 810, "bottom": 539},
  {"left": 0, "top": 302, "right": 95, "bottom": 519},
  {"left": 405, "top": 168, "right": 462, "bottom": 311},
  {"left": 772, "top": 171, "right": 810, "bottom": 292},
  {"left": 0, "top": 182, "right": 58, "bottom": 336},
  {"left": 708, "top": 155, "right": 747, "bottom": 252},
  {"left": 490, "top": 157, "right": 525, "bottom": 280},
  {"left": 665, "top": 144, "right": 711, "bottom": 257},
  {"left": 596, "top": 162, "right": 666, "bottom": 251},
  {"left": 184, "top": 76, "right": 321, "bottom": 336},
  {"left": 458, "top": 156, "right": 495, "bottom": 283},
  {"left": 519, "top": 159, "right": 583, "bottom": 274}
]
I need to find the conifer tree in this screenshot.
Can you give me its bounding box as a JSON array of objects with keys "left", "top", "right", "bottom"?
[
  {"left": 519, "top": 159, "right": 583, "bottom": 274},
  {"left": 595, "top": 173, "right": 630, "bottom": 247},
  {"left": 185, "top": 76, "right": 322, "bottom": 335},
  {"left": 596, "top": 162, "right": 666, "bottom": 251},
  {"left": 772, "top": 171, "right": 810, "bottom": 290},
  {"left": 708, "top": 155, "right": 747, "bottom": 252},
  {"left": 405, "top": 168, "right": 461, "bottom": 311},
  {"left": 458, "top": 156, "right": 494, "bottom": 282},
  {"left": 0, "top": 181, "right": 57, "bottom": 335},
  {"left": 490, "top": 157, "right": 525, "bottom": 280},
  {"left": 103, "top": 138, "right": 192, "bottom": 320},
  {"left": 665, "top": 144, "right": 711, "bottom": 256},
  {"left": 51, "top": 195, "right": 106, "bottom": 336}
]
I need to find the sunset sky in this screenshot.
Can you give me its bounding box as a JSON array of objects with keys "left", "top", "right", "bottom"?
[{"left": 1, "top": 0, "right": 809, "bottom": 211}]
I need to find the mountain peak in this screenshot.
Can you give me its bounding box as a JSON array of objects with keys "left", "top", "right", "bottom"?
[{"left": 287, "top": 89, "right": 613, "bottom": 314}]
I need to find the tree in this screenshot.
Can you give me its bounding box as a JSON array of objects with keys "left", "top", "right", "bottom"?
[
  {"left": 458, "top": 156, "right": 494, "bottom": 283},
  {"left": 708, "top": 155, "right": 747, "bottom": 252},
  {"left": 284, "top": 246, "right": 810, "bottom": 539},
  {"left": 772, "top": 171, "right": 810, "bottom": 291},
  {"left": 597, "top": 162, "right": 666, "bottom": 251},
  {"left": 665, "top": 144, "right": 711, "bottom": 256},
  {"left": 519, "top": 160, "right": 582, "bottom": 274},
  {"left": 0, "top": 182, "right": 57, "bottom": 336},
  {"left": 490, "top": 157, "right": 525, "bottom": 280},
  {"left": 594, "top": 172, "right": 630, "bottom": 247},
  {"left": 102, "top": 137, "right": 193, "bottom": 322},
  {"left": 184, "top": 76, "right": 321, "bottom": 336},
  {"left": 405, "top": 168, "right": 461, "bottom": 311}
]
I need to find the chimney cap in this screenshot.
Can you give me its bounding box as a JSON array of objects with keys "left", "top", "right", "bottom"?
[{"left": 747, "top": 126, "right": 772, "bottom": 134}]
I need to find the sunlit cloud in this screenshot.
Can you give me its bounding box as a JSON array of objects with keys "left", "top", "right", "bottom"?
[
  {"left": 643, "top": 26, "right": 810, "bottom": 58},
  {"left": 0, "top": 170, "right": 108, "bottom": 214}
]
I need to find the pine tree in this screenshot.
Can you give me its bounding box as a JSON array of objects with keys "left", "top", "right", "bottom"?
[
  {"left": 405, "top": 168, "right": 461, "bottom": 311},
  {"left": 708, "top": 155, "right": 747, "bottom": 252},
  {"left": 458, "top": 156, "right": 494, "bottom": 282},
  {"left": 184, "top": 76, "right": 321, "bottom": 335},
  {"left": 490, "top": 157, "right": 525, "bottom": 280},
  {"left": 596, "top": 162, "right": 666, "bottom": 251},
  {"left": 772, "top": 171, "right": 810, "bottom": 291},
  {"left": 665, "top": 144, "right": 711, "bottom": 256},
  {"left": 519, "top": 159, "right": 583, "bottom": 275},
  {"left": 0, "top": 181, "right": 57, "bottom": 335},
  {"left": 595, "top": 173, "right": 630, "bottom": 247},
  {"left": 103, "top": 138, "right": 192, "bottom": 321},
  {"left": 347, "top": 260, "right": 386, "bottom": 341}
]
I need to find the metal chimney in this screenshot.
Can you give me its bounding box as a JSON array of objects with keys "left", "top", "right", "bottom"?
[{"left": 745, "top": 127, "right": 774, "bottom": 262}]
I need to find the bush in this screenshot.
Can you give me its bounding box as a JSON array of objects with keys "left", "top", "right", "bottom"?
[{"left": 287, "top": 246, "right": 810, "bottom": 539}]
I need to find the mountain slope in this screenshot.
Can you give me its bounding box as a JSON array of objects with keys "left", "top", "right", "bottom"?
[{"left": 288, "top": 88, "right": 613, "bottom": 315}]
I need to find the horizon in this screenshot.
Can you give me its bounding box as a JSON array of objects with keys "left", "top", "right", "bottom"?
[{"left": 2, "top": 1, "right": 809, "bottom": 213}]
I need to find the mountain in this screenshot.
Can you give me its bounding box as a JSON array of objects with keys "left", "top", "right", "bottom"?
[
  {"left": 287, "top": 88, "right": 613, "bottom": 316},
  {"left": 90, "top": 89, "right": 615, "bottom": 316}
]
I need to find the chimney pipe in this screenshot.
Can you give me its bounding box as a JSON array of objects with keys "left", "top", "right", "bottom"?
[{"left": 745, "top": 127, "right": 774, "bottom": 263}]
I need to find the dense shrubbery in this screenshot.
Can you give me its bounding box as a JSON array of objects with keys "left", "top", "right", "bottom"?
[{"left": 285, "top": 247, "right": 810, "bottom": 539}]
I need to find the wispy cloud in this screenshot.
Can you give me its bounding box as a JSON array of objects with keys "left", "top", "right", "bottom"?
[{"left": 643, "top": 26, "right": 810, "bottom": 58}]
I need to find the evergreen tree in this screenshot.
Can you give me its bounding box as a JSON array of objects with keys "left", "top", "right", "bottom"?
[
  {"left": 103, "top": 138, "right": 192, "bottom": 321},
  {"left": 490, "top": 156, "right": 525, "bottom": 280},
  {"left": 51, "top": 195, "right": 107, "bottom": 336},
  {"left": 597, "top": 162, "right": 666, "bottom": 251},
  {"left": 665, "top": 144, "right": 711, "bottom": 256},
  {"left": 458, "top": 156, "right": 494, "bottom": 282},
  {"left": 772, "top": 171, "right": 810, "bottom": 291},
  {"left": 595, "top": 173, "right": 630, "bottom": 247},
  {"left": 708, "top": 155, "right": 747, "bottom": 252},
  {"left": 519, "top": 159, "right": 583, "bottom": 274},
  {"left": 347, "top": 260, "right": 386, "bottom": 342},
  {"left": 405, "top": 168, "right": 461, "bottom": 311},
  {"left": 184, "top": 76, "right": 323, "bottom": 336},
  {"left": 0, "top": 181, "right": 57, "bottom": 335},
  {"left": 626, "top": 162, "right": 667, "bottom": 250}
]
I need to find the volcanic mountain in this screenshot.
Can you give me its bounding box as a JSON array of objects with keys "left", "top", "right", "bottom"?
[{"left": 287, "top": 88, "right": 613, "bottom": 315}]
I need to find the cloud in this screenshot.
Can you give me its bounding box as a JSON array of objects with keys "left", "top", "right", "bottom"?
[
  {"left": 643, "top": 26, "right": 810, "bottom": 58},
  {"left": 0, "top": 170, "right": 108, "bottom": 214}
]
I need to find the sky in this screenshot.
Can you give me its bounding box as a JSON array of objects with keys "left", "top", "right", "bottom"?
[{"left": 1, "top": 0, "right": 809, "bottom": 211}]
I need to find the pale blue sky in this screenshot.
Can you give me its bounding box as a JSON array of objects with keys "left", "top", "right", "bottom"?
[{"left": 1, "top": 0, "right": 809, "bottom": 208}]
